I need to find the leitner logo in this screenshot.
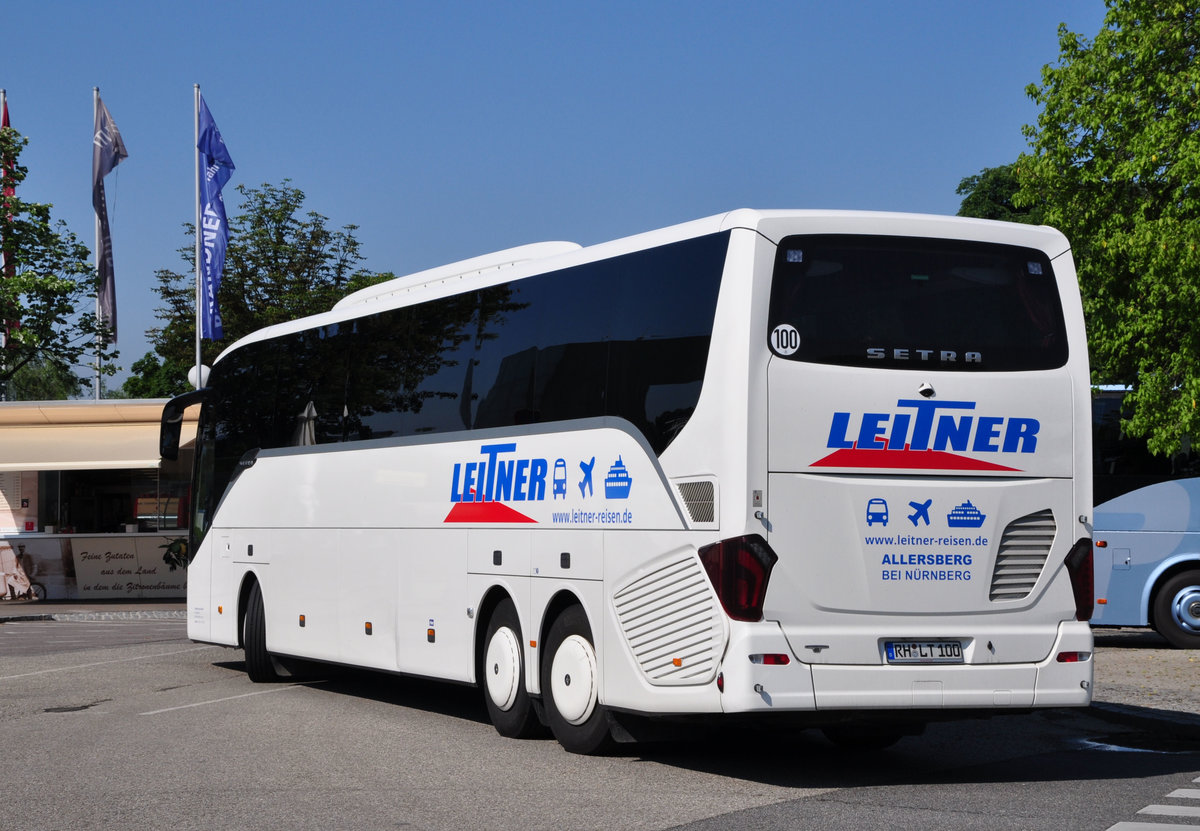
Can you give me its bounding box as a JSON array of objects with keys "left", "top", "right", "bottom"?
[
  {"left": 815, "top": 399, "right": 1039, "bottom": 472},
  {"left": 445, "top": 442, "right": 545, "bottom": 523}
]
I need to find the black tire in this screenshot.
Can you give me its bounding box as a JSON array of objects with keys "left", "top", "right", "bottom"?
[
  {"left": 1152, "top": 569, "right": 1200, "bottom": 649},
  {"left": 540, "top": 605, "right": 613, "bottom": 755},
  {"left": 243, "top": 581, "right": 283, "bottom": 682},
  {"left": 30, "top": 582, "right": 46, "bottom": 601},
  {"left": 480, "top": 598, "right": 543, "bottom": 738}
]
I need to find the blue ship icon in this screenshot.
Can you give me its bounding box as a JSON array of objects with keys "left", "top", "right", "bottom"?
[{"left": 946, "top": 500, "right": 986, "bottom": 528}]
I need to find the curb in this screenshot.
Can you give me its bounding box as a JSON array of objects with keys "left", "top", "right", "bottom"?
[
  {"left": 0, "top": 610, "right": 187, "bottom": 624},
  {"left": 1088, "top": 700, "right": 1200, "bottom": 739}
]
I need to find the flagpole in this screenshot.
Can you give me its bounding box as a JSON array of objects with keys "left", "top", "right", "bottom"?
[
  {"left": 194, "top": 84, "right": 202, "bottom": 389},
  {"left": 93, "top": 87, "right": 101, "bottom": 400}
]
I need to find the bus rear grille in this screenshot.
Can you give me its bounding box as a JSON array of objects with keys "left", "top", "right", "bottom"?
[
  {"left": 612, "top": 552, "right": 724, "bottom": 686},
  {"left": 675, "top": 479, "right": 716, "bottom": 524},
  {"left": 989, "top": 509, "right": 1056, "bottom": 602}
]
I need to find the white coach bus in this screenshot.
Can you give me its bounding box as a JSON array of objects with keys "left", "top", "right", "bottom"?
[{"left": 162, "top": 210, "right": 1095, "bottom": 753}]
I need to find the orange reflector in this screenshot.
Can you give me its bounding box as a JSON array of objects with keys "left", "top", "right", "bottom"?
[
  {"left": 1095, "top": 540, "right": 1108, "bottom": 548},
  {"left": 1097, "top": 598, "right": 1107, "bottom": 605},
  {"left": 299, "top": 615, "right": 306, "bottom": 627},
  {"left": 672, "top": 658, "right": 683, "bottom": 667},
  {"left": 365, "top": 622, "right": 373, "bottom": 635},
  {"left": 217, "top": 605, "right": 223, "bottom": 615},
  {"left": 530, "top": 640, "right": 537, "bottom": 648},
  {"left": 427, "top": 628, "right": 436, "bottom": 643}
]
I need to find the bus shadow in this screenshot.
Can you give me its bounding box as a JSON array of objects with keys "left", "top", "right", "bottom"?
[
  {"left": 215, "top": 659, "right": 492, "bottom": 726},
  {"left": 629, "top": 712, "right": 1200, "bottom": 789},
  {"left": 214, "top": 657, "right": 1200, "bottom": 791},
  {"left": 1092, "top": 627, "right": 1171, "bottom": 648}
]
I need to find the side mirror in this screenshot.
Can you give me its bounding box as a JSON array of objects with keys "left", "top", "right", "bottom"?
[{"left": 160, "top": 389, "right": 209, "bottom": 461}]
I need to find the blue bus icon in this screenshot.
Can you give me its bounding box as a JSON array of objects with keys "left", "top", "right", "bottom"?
[{"left": 866, "top": 498, "right": 889, "bottom": 526}]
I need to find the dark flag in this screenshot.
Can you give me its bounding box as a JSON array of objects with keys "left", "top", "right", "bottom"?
[
  {"left": 197, "top": 95, "right": 235, "bottom": 340},
  {"left": 92, "top": 97, "right": 128, "bottom": 342}
]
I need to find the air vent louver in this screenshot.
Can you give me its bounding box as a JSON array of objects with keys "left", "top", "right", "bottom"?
[
  {"left": 675, "top": 480, "right": 715, "bottom": 524},
  {"left": 989, "top": 509, "right": 1056, "bottom": 601},
  {"left": 612, "top": 553, "right": 724, "bottom": 685}
]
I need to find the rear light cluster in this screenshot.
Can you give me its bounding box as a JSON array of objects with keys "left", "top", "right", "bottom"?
[
  {"left": 1064, "top": 537, "right": 1094, "bottom": 622},
  {"left": 698, "top": 534, "right": 779, "bottom": 621}
]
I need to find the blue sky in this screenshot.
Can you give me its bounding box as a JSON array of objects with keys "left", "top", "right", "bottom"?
[{"left": 4, "top": 0, "right": 1108, "bottom": 389}]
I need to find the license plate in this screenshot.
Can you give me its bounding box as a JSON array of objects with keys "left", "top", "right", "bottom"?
[{"left": 885, "top": 640, "right": 964, "bottom": 664}]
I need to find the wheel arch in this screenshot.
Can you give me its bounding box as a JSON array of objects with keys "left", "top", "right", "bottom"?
[
  {"left": 236, "top": 571, "right": 261, "bottom": 650},
  {"left": 538, "top": 589, "right": 590, "bottom": 656},
  {"left": 1146, "top": 556, "right": 1200, "bottom": 628},
  {"left": 473, "top": 585, "right": 517, "bottom": 686}
]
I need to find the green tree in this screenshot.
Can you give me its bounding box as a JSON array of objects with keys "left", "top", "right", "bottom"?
[
  {"left": 0, "top": 125, "right": 117, "bottom": 400},
  {"left": 1016, "top": 0, "right": 1200, "bottom": 455},
  {"left": 125, "top": 181, "right": 392, "bottom": 397},
  {"left": 955, "top": 163, "right": 1043, "bottom": 224},
  {"left": 8, "top": 354, "right": 87, "bottom": 399}
]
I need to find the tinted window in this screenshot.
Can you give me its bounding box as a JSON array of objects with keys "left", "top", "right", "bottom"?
[
  {"left": 1093, "top": 392, "right": 1200, "bottom": 504},
  {"left": 768, "top": 235, "right": 1068, "bottom": 371},
  {"left": 195, "top": 232, "right": 729, "bottom": 536}
]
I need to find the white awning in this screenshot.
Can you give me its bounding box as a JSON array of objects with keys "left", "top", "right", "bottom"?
[
  {"left": 0, "top": 423, "right": 163, "bottom": 471},
  {"left": 0, "top": 399, "right": 196, "bottom": 472}
]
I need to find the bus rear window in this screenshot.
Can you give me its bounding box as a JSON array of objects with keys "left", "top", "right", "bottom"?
[{"left": 767, "top": 235, "right": 1068, "bottom": 371}]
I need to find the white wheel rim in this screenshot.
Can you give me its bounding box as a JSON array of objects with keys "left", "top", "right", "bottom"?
[
  {"left": 484, "top": 626, "right": 522, "bottom": 711},
  {"left": 550, "top": 634, "right": 597, "bottom": 725}
]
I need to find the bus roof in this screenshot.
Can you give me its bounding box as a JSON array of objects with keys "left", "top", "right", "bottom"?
[{"left": 212, "top": 209, "right": 1071, "bottom": 363}]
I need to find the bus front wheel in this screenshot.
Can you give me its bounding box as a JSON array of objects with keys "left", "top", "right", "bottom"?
[
  {"left": 481, "top": 598, "right": 542, "bottom": 738},
  {"left": 243, "top": 581, "right": 284, "bottom": 682},
  {"left": 541, "top": 605, "right": 613, "bottom": 754},
  {"left": 1153, "top": 569, "right": 1200, "bottom": 649}
]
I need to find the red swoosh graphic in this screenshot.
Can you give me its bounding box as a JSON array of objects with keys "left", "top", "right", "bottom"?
[
  {"left": 812, "top": 447, "right": 1019, "bottom": 472},
  {"left": 444, "top": 500, "right": 538, "bottom": 523}
]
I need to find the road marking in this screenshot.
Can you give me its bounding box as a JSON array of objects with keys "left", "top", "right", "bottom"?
[
  {"left": 1109, "top": 781, "right": 1200, "bottom": 830},
  {"left": 0, "top": 645, "right": 219, "bottom": 680},
  {"left": 1140, "top": 804, "right": 1200, "bottom": 818},
  {"left": 140, "top": 682, "right": 324, "bottom": 715}
]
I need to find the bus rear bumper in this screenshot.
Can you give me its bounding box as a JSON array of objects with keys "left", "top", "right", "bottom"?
[{"left": 718, "top": 620, "right": 1092, "bottom": 714}]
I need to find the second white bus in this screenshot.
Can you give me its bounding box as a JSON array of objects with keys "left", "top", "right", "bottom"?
[{"left": 164, "top": 209, "right": 1095, "bottom": 753}]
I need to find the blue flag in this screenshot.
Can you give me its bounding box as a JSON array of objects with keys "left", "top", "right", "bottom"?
[{"left": 197, "top": 96, "right": 235, "bottom": 340}]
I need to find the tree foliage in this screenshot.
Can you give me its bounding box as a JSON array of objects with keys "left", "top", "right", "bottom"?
[
  {"left": 1016, "top": 0, "right": 1200, "bottom": 455},
  {"left": 126, "top": 181, "right": 392, "bottom": 397},
  {"left": 0, "top": 126, "right": 116, "bottom": 400},
  {"left": 955, "top": 163, "right": 1043, "bottom": 224}
]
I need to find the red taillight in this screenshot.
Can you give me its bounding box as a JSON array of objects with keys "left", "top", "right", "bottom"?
[
  {"left": 698, "top": 534, "right": 778, "bottom": 622},
  {"left": 1066, "top": 538, "right": 1094, "bottom": 622}
]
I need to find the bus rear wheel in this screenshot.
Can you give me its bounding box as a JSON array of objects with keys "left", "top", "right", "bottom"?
[
  {"left": 1153, "top": 569, "right": 1200, "bottom": 649},
  {"left": 481, "top": 598, "right": 542, "bottom": 738},
  {"left": 541, "top": 605, "right": 613, "bottom": 755}
]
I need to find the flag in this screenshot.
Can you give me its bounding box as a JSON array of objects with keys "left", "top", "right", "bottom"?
[
  {"left": 92, "top": 97, "right": 128, "bottom": 342},
  {"left": 197, "top": 95, "right": 235, "bottom": 340}
]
